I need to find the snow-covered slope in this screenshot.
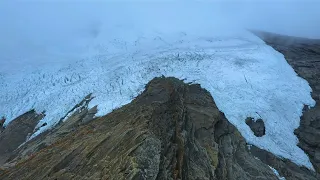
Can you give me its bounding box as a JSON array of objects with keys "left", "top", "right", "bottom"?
[{"left": 0, "top": 2, "right": 315, "bottom": 170}]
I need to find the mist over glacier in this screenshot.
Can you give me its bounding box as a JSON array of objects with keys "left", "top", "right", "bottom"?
[
  {"left": 0, "top": 0, "right": 319, "bottom": 72},
  {"left": 0, "top": 0, "right": 318, "bottom": 171}
]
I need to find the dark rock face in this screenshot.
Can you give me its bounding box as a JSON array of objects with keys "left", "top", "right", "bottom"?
[
  {"left": 0, "top": 110, "right": 43, "bottom": 166},
  {"left": 214, "top": 118, "right": 276, "bottom": 180},
  {"left": 295, "top": 105, "right": 320, "bottom": 174},
  {"left": 245, "top": 117, "right": 265, "bottom": 137},
  {"left": 0, "top": 77, "right": 279, "bottom": 180},
  {"left": 250, "top": 146, "right": 318, "bottom": 180},
  {"left": 0, "top": 117, "right": 5, "bottom": 133},
  {"left": 254, "top": 31, "right": 320, "bottom": 174}
]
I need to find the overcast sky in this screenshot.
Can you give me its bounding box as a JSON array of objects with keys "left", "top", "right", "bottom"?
[
  {"left": 1, "top": 0, "right": 319, "bottom": 38},
  {"left": 219, "top": 0, "right": 320, "bottom": 38},
  {"left": 0, "top": 0, "right": 319, "bottom": 71}
]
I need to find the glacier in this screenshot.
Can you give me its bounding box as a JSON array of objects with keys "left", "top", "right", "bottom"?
[{"left": 0, "top": 2, "right": 316, "bottom": 170}]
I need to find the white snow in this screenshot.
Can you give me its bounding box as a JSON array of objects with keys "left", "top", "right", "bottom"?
[
  {"left": 0, "top": 2, "right": 316, "bottom": 170},
  {"left": 268, "top": 166, "right": 286, "bottom": 180}
]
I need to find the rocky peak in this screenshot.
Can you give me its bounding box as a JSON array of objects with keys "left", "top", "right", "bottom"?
[
  {"left": 0, "top": 76, "right": 318, "bottom": 180},
  {"left": 0, "top": 77, "right": 278, "bottom": 180}
]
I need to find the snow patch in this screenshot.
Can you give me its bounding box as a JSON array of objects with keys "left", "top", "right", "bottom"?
[{"left": 268, "top": 166, "right": 286, "bottom": 180}]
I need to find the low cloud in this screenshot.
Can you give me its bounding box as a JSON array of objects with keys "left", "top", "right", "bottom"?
[{"left": 0, "top": 0, "right": 319, "bottom": 70}]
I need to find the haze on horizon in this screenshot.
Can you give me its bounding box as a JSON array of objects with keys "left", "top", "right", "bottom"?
[{"left": 0, "top": 0, "right": 319, "bottom": 71}]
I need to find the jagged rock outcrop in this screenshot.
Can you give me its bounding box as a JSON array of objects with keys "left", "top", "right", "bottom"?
[
  {"left": 0, "top": 110, "right": 43, "bottom": 166},
  {"left": 250, "top": 145, "right": 318, "bottom": 180},
  {"left": 254, "top": 31, "right": 320, "bottom": 175},
  {"left": 0, "top": 77, "right": 280, "bottom": 180},
  {"left": 245, "top": 117, "right": 265, "bottom": 137},
  {"left": 0, "top": 117, "right": 5, "bottom": 133}
]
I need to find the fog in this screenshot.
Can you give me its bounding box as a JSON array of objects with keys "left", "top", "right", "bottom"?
[
  {"left": 2, "top": 1, "right": 319, "bottom": 37},
  {"left": 0, "top": 0, "right": 319, "bottom": 71},
  {"left": 216, "top": 0, "right": 320, "bottom": 39}
]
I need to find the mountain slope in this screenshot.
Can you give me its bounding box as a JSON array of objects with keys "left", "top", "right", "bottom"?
[
  {"left": 1, "top": 77, "right": 318, "bottom": 180},
  {"left": 0, "top": 77, "right": 280, "bottom": 180},
  {"left": 0, "top": 30, "right": 315, "bottom": 169},
  {"left": 254, "top": 30, "right": 320, "bottom": 174}
]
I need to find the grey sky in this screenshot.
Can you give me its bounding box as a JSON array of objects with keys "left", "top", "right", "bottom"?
[
  {"left": 219, "top": 0, "right": 320, "bottom": 38},
  {"left": 1, "top": 0, "right": 319, "bottom": 38},
  {"left": 0, "top": 0, "right": 319, "bottom": 70}
]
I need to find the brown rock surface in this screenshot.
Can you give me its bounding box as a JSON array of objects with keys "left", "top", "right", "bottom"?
[
  {"left": 0, "top": 77, "right": 278, "bottom": 180},
  {"left": 0, "top": 110, "right": 43, "bottom": 166}
]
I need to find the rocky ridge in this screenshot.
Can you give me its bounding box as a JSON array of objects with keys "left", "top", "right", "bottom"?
[
  {"left": 0, "top": 32, "right": 320, "bottom": 179},
  {"left": 0, "top": 76, "right": 318, "bottom": 179},
  {"left": 0, "top": 77, "right": 280, "bottom": 180}
]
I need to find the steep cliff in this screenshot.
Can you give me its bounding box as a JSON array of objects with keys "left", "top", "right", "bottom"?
[{"left": 0, "top": 77, "right": 282, "bottom": 180}]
